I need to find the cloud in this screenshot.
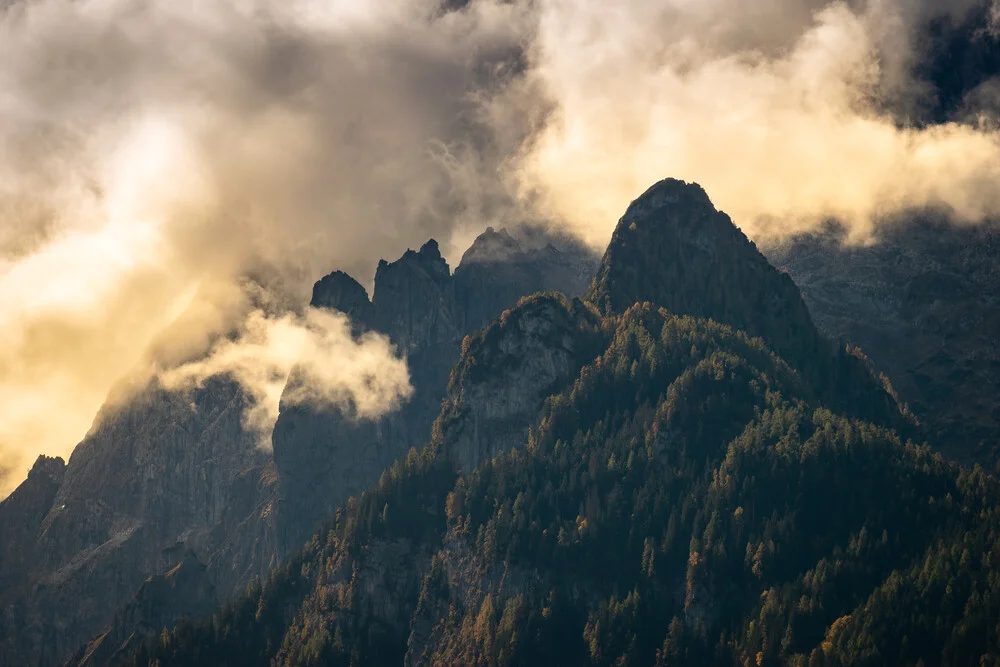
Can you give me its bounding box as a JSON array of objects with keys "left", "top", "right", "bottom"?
[
  {"left": 508, "top": 0, "right": 1000, "bottom": 244},
  {"left": 159, "top": 308, "right": 413, "bottom": 442}
]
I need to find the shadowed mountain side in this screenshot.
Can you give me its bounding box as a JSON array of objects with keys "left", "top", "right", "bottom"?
[
  {"left": 0, "top": 376, "right": 277, "bottom": 667},
  {"left": 0, "top": 455, "right": 65, "bottom": 593},
  {"left": 129, "top": 297, "right": 963, "bottom": 667}
]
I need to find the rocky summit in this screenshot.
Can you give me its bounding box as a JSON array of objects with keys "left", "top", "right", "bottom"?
[
  {"left": 588, "top": 179, "right": 907, "bottom": 433},
  {"left": 587, "top": 178, "right": 824, "bottom": 370}
]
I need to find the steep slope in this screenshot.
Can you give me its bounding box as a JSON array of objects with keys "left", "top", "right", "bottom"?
[
  {"left": 125, "top": 181, "right": 994, "bottom": 667},
  {"left": 0, "top": 455, "right": 65, "bottom": 592},
  {"left": 65, "top": 553, "right": 217, "bottom": 667},
  {"left": 0, "top": 376, "right": 277, "bottom": 667},
  {"left": 765, "top": 217, "right": 1000, "bottom": 467},
  {"left": 437, "top": 293, "right": 605, "bottom": 473},
  {"left": 454, "top": 226, "right": 597, "bottom": 331}
]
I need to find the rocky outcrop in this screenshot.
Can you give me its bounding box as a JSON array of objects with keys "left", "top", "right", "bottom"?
[
  {"left": 369, "top": 240, "right": 462, "bottom": 352},
  {"left": 272, "top": 240, "right": 462, "bottom": 550},
  {"left": 436, "top": 294, "right": 604, "bottom": 472},
  {"left": 455, "top": 226, "right": 597, "bottom": 332},
  {"left": 586, "top": 178, "right": 907, "bottom": 434},
  {"left": 310, "top": 270, "right": 372, "bottom": 326},
  {"left": 65, "top": 552, "right": 216, "bottom": 667}
]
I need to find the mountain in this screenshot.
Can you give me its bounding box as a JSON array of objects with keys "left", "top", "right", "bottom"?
[
  {"left": 274, "top": 232, "right": 598, "bottom": 550},
  {"left": 0, "top": 227, "right": 597, "bottom": 667},
  {"left": 123, "top": 180, "right": 1000, "bottom": 667},
  {"left": 587, "top": 179, "right": 823, "bottom": 367},
  {"left": 0, "top": 375, "right": 275, "bottom": 667},
  {"left": 765, "top": 216, "right": 1000, "bottom": 467},
  {"left": 587, "top": 179, "right": 908, "bottom": 432},
  {"left": 0, "top": 455, "right": 65, "bottom": 593}
]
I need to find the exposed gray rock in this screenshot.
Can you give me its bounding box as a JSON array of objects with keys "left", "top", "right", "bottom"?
[
  {"left": 65, "top": 551, "right": 216, "bottom": 667},
  {"left": 587, "top": 178, "right": 825, "bottom": 373},
  {"left": 455, "top": 226, "right": 597, "bottom": 332},
  {"left": 310, "top": 270, "right": 372, "bottom": 327},
  {"left": 0, "top": 377, "right": 277, "bottom": 667},
  {"left": 370, "top": 240, "right": 461, "bottom": 353},
  {"left": 587, "top": 178, "right": 907, "bottom": 434}
]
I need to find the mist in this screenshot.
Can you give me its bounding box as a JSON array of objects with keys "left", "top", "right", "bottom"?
[
  {"left": 3, "top": 0, "right": 1000, "bottom": 495},
  {"left": 159, "top": 308, "right": 413, "bottom": 444}
]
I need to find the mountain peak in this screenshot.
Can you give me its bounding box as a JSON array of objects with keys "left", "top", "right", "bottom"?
[
  {"left": 418, "top": 238, "right": 443, "bottom": 262},
  {"left": 587, "top": 177, "right": 823, "bottom": 371},
  {"left": 376, "top": 239, "right": 451, "bottom": 286},
  {"left": 624, "top": 178, "right": 713, "bottom": 219},
  {"left": 28, "top": 454, "right": 66, "bottom": 480},
  {"left": 310, "top": 270, "right": 371, "bottom": 318}
]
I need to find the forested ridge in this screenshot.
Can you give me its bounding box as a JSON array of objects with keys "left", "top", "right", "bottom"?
[
  {"left": 125, "top": 181, "right": 1000, "bottom": 666},
  {"left": 125, "top": 300, "right": 1000, "bottom": 667}
]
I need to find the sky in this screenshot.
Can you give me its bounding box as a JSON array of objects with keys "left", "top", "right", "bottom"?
[{"left": 2, "top": 0, "right": 1000, "bottom": 495}]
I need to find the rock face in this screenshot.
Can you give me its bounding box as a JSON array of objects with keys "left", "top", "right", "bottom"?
[
  {"left": 455, "top": 226, "right": 598, "bottom": 332},
  {"left": 586, "top": 179, "right": 907, "bottom": 434},
  {"left": 273, "top": 230, "right": 598, "bottom": 550},
  {"left": 65, "top": 552, "right": 217, "bottom": 667},
  {"left": 0, "top": 376, "right": 278, "bottom": 667},
  {"left": 310, "top": 270, "right": 372, "bottom": 326},
  {"left": 765, "top": 216, "right": 1000, "bottom": 466},
  {"left": 0, "top": 456, "right": 65, "bottom": 592}
]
